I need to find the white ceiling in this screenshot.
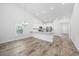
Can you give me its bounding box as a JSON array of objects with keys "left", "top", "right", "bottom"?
[{"left": 16, "top": 3, "right": 75, "bottom": 23}]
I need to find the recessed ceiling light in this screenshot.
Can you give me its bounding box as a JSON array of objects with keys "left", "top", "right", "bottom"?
[
  {"left": 50, "top": 7, "right": 54, "bottom": 10},
  {"left": 62, "top": 3, "right": 65, "bottom": 5}
]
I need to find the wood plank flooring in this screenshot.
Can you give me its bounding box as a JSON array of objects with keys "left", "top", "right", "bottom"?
[{"left": 0, "top": 35, "right": 79, "bottom": 56}]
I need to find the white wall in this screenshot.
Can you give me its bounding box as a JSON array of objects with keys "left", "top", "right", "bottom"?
[
  {"left": 53, "top": 20, "right": 63, "bottom": 35},
  {"left": 70, "top": 3, "right": 79, "bottom": 51},
  {"left": 53, "top": 18, "right": 69, "bottom": 35},
  {"left": 0, "top": 4, "right": 42, "bottom": 44}
]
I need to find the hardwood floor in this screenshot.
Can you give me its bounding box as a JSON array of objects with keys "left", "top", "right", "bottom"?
[{"left": 0, "top": 35, "right": 79, "bottom": 56}]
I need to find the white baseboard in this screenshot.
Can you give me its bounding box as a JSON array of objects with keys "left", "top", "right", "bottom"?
[{"left": 0, "top": 35, "right": 31, "bottom": 44}]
